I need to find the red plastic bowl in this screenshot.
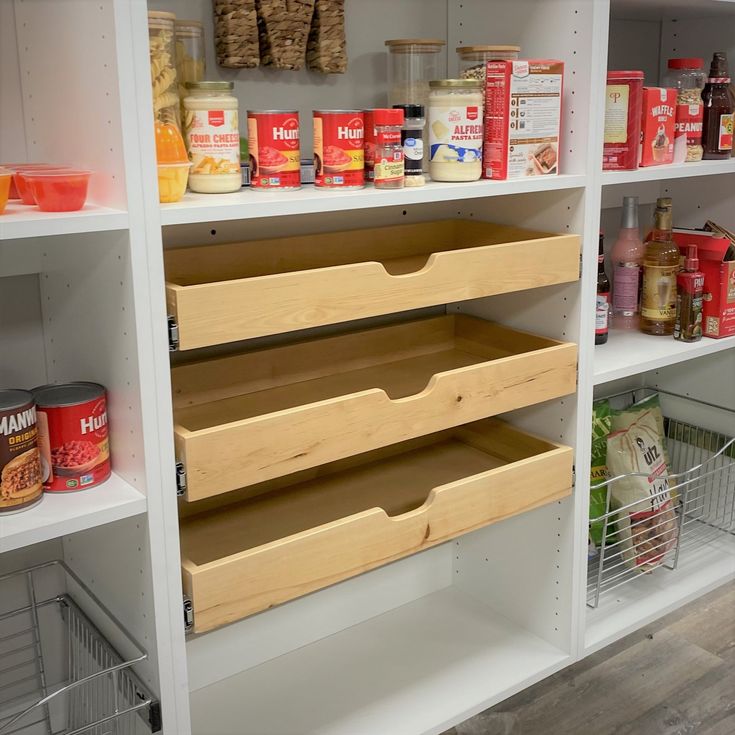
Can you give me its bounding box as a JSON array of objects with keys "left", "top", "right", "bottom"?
[
  {"left": 24, "top": 169, "right": 92, "bottom": 212},
  {"left": 11, "top": 165, "right": 68, "bottom": 204}
]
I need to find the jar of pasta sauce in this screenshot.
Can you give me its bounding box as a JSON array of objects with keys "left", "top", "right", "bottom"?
[
  {"left": 33, "top": 382, "right": 111, "bottom": 492},
  {"left": 183, "top": 81, "right": 242, "bottom": 193}
]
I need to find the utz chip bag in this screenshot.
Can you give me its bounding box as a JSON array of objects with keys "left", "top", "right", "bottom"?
[{"left": 606, "top": 409, "right": 678, "bottom": 572}]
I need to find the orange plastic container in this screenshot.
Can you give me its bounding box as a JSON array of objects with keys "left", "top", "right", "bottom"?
[
  {"left": 12, "top": 165, "right": 68, "bottom": 204},
  {"left": 0, "top": 168, "right": 11, "bottom": 213},
  {"left": 24, "top": 169, "right": 92, "bottom": 212}
]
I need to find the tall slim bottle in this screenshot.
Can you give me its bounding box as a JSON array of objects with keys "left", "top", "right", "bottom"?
[
  {"left": 611, "top": 196, "right": 645, "bottom": 330},
  {"left": 640, "top": 204, "right": 680, "bottom": 335},
  {"left": 702, "top": 52, "right": 734, "bottom": 160}
]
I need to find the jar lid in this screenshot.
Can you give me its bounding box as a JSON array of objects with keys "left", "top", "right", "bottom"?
[
  {"left": 385, "top": 39, "right": 445, "bottom": 51},
  {"left": 148, "top": 10, "right": 176, "bottom": 27},
  {"left": 607, "top": 70, "right": 644, "bottom": 80},
  {"left": 374, "top": 108, "right": 404, "bottom": 126},
  {"left": 175, "top": 19, "right": 204, "bottom": 36},
  {"left": 456, "top": 45, "right": 521, "bottom": 54},
  {"left": 393, "top": 103, "right": 425, "bottom": 118},
  {"left": 668, "top": 58, "right": 705, "bottom": 70},
  {"left": 186, "top": 81, "right": 234, "bottom": 91},
  {"left": 429, "top": 79, "right": 482, "bottom": 88}
]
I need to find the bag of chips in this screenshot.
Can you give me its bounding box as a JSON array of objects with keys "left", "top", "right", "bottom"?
[
  {"left": 589, "top": 399, "right": 612, "bottom": 546},
  {"left": 606, "top": 408, "right": 678, "bottom": 572}
]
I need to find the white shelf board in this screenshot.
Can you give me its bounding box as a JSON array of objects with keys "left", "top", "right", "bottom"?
[
  {"left": 602, "top": 158, "right": 735, "bottom": 186},
  {"left": 0, "top": 472, "right": 147, "bottom": 553},
  {"left": 585, "top": 529, "right": 735, "bottom": 655},
  {"left": 189, "top": 587, "right": 569, "bottom": 735},
  {"left": 594, "top": 329, "right": 735, "bottom": 384},
  {"left": 0, "top": 202, "right": 129, "bottom": 240},
  {"left": 159, "top": 174, "right": 587, "bottom": 226}
]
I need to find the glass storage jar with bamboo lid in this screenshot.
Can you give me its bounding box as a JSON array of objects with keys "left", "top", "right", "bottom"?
[
  {"left": 385, "top": 39, "right": 446, "bottom": 110},
  {"left": 148, "top": 11, "right": 181, "bottom": 129},
  {"left": 457, "top": 45, "right": 521, "bottom": 84},
  {"left": 175, "top": 20, "right": 206, "bottom": 111}
]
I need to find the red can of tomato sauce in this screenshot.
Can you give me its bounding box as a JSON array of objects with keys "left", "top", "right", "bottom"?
[
  {"left": 247, "top": 110, "right": 301, "bottom": 190},
  {"left": 364, "top": 109, "right": 376, "bottom": 181},
  {"left": 33, "top": 382, "right": 111, "bottom": 492},
  {"left": 313, "top": 110, "right": 365, "bottom": 189}
]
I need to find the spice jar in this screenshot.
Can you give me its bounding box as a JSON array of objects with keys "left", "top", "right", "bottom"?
[
  {"left": 665, "top": 58, "right": 706, "bottom": 163},
  {"left": 148, "top": 11, "right": 181, "bottom": 129},
  {"left": 457, "top": 45, "right": 520, "bottom": 97},
  {"left": 175, "top": 20, "right": 206, "bottom": 116},
  {"left": 428, "top": 79, "right": 483, "bottom": 182},
  {"left": 386, "top": 39, "right": 446, "bottom": 111},
  {"left": 183, "top": 81, "right": 241, "bottom": 193},
  {"left": 393, "top": 104, "right": 426, "bottom": 187},
  {"left": 373, "top": 108, "right": 404, "bottom": 189}
]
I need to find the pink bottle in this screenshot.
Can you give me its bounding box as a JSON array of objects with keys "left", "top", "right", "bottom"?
[{"left": 611, "top": 196, "right": 646, "bottom": 330}]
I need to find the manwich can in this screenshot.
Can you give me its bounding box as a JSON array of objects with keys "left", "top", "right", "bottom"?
[
  {"left": 0, "top": 389, "right": 43, "bottom": 513},
  {"left": 33, "top": 382, "right": 111, "bottom": 492},
  {"left": 313, "top": 110, "right": 365, "bottom": 189},
  {"left": 247, "top": 110, "right": 301, "bottom": 190}
]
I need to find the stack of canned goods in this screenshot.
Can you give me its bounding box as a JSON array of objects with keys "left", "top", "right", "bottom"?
[{"left": 0, "top": 382, "right": 111, "bottom": 515}]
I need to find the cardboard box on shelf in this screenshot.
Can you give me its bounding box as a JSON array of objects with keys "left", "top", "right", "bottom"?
[
  {"left": 639, "top": 87, "right": 676, "bottom": 167},
  {"left": 673, "top": 226, "right": 735, "bottom": 338},
  {"left": 483, "top": 59, "right": 563, "bottom": 180}
]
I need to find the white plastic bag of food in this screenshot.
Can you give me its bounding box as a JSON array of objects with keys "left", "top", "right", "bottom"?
[{"left": 606, "top": 409, "right": 677, "bottom": 572}]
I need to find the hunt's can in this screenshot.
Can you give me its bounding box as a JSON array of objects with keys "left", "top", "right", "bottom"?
[
  {"left": 313, "top": 110, "right": 365, "bottom": 189},
  {"left": 247, "top": 110, "right": 301, "bottom": 190},
  {"left": 33, "top": 382, "right": 111, "bottom": 492},
  {"left": 0, "top": 389, "right": 43, "bottom": 513}
]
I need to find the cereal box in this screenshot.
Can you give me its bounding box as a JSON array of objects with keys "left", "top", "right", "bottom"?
[
  {"left": 483, "top": 60, "right": 563, "bottom": 180},
  {"left": 639, "top": 87, "right": 676, "bottom": 166}
]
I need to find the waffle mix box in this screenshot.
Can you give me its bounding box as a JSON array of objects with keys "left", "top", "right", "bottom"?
[
  {"left": 483, "top": 59, "right": 563, "bottom": 180},
  {"left": 673, "top": 226, "right": 735, "bottom": 338},
  {"left": 639, "top": 87, "right": 677, "bottom": 166}
]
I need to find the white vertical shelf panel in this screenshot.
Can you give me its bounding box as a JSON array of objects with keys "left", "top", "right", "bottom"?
[
  {"left": 0, "top": 0, "right": 27, "bottom": 161},
  {"left": 12, "top": 0, "right": 128, "bottom": 209}
]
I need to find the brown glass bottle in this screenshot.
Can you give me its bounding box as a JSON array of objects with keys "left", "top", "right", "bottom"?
[
  {"left": 595, "top": 233, "right": 611, "bottom": 345},
  {"left": 640, "top": 205, "right": 680, "bottom": 335},
  {"left": 702, "top": 52, "right": 734, "bottom": 160}
]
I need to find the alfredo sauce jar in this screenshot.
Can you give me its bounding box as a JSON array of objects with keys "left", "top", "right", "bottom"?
[
  {"left": 0, "top": 389, "right": 43, "bottom": 513},
  {"left": 313, "top": 110, "right": 365, "bottom": 189},
  {"left": 247, "top": 110, "right": 301, "bottom": 190},
  {"left": 33, "top": 382, "right": 111, "bottom": 492}
]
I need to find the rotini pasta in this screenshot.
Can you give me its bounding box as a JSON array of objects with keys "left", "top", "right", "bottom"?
[{"left": 148, "top": 12, "right": 181, "bottom": 129}]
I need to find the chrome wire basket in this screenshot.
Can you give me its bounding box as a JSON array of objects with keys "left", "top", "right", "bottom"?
[
  {"left": 0, "top": 562, "right": 160, "bottom": 735},
  {"left": 587, "top": 390, "right": 735, "bottom": 608}
]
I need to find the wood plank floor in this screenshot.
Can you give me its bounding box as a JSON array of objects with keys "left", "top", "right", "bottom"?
[{"left": 443, "top": 582, "right": 735, "bottom": 735}]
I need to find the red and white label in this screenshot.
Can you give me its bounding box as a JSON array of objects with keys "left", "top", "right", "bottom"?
[
  {"left": 36, "top": 396, "right": 110, "bottom": 492},
  {"left": 208, "top": 110, "right": 225, "bottom": 127},
  {"left": 719, "top": 113, "right": 734, "bottom": 151},
  {"left": 248, "top": 112, "right": 301, "bottom": 189},
  {"left": 313, "top": 112, "right": 365, "bottom": 188}
]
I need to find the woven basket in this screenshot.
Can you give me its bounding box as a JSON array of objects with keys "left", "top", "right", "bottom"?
[
  {"left": 256, "top": 0, "right": 315, "bottom": 70},
  {"left": 307, "top": 0, "right": 347, "bottom": 73},
  {"left": 213, "top": 0, "right": 259, "bottom": 69}
]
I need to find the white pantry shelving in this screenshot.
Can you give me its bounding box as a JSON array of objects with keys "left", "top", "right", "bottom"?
[
  {"left": 0, "top": 473, "right": 147, "bottom": 553},
  {"left": 594, "top": 331, "right": 735, "bottom": 384},
  {"left": 1, "top": 0, "right": 733, "bottom": 734}
]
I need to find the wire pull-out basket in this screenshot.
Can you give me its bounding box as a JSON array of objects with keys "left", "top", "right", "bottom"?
[
  {"left": 588, "top": 389, "right": 735, "bottom": 608},
  {"left": 0, "top": 561, "right": 160, "bottom": 735}
]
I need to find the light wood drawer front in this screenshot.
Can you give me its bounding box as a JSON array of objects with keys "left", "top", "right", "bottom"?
[
  {"left": 172, "top": 315, "right": 577, "bottom": 500},
  {"left": 165, "top": 220, "right": 580, "bottom": 350},
  {"left": 181, "top": 418, "right": 573, "bottom": 633}
]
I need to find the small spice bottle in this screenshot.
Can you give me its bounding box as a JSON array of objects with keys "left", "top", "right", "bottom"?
[
  {"left": 674, "top": 245, "right": 705, "bottom": 342},
  {"left": 373, "top": 108, "right": 404, "bottom": 189},
  {"left": 393, "top": 104, "right": 426, "bottom": 187}
]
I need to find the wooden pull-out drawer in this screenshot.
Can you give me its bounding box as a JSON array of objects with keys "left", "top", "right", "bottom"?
[
  {"left": 180, "top": 418, "right": 573, "bottom": 633},
  {"left": 165, "top": 220, "right": 580, "bottom": 350},
  {"left": 172, "top": 315, "right": 577, "bottom": 500}
]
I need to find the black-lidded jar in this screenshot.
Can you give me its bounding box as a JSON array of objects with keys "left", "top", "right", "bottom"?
[{"left": 393, "top": 104, "right": 426, "bottom": 186}]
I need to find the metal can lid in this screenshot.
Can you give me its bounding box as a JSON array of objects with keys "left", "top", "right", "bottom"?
[
  {"left": 429, "top": 79, "right": 483, "bottom": 88},
  {"left": 32, "top": 382, "right": 106, "bottom": 408},
  {"left": 186, "top": 81, "right": 234, "bottom": 91},
  {"left": 0, "top": 389, "right": 33, "bottom": 411},
  {"left": 313, "top": 109, "right": 363, "bottom": 114},
  {"left": 247, "top": 110, "right": 299, "bottom": 115},
  {"left": 607, "top": 70, "right": 645, "bottom": 80}
]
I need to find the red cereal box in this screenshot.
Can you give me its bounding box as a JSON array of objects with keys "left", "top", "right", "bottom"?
[{"left": 639, "top": 87, "right": 676, "bottom": 166}]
